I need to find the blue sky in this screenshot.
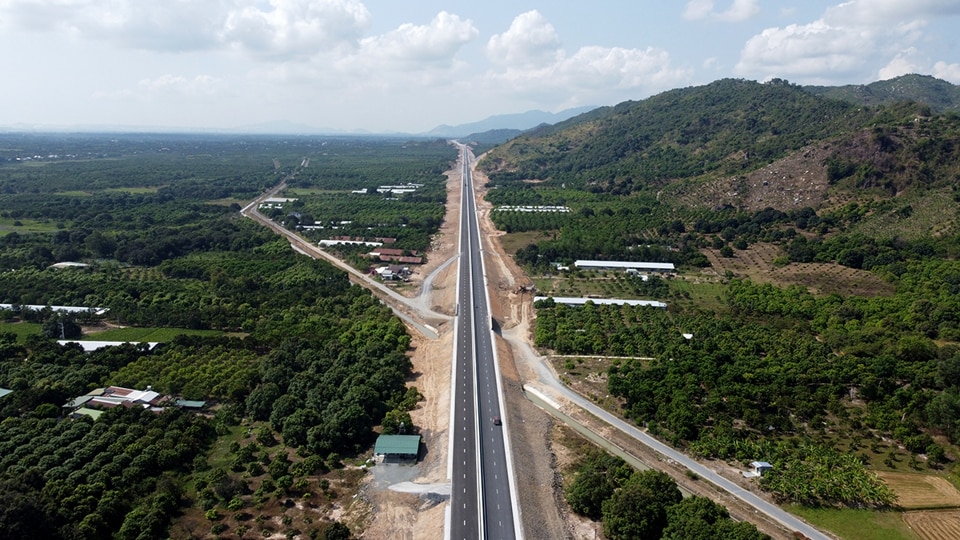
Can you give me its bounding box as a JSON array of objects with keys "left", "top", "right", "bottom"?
[{"left": 2, "top": 0, "right": 959, "bottom": 133}]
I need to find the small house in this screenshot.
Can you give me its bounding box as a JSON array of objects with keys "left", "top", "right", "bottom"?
[{"left": 750, "top": 461, "right": 773, "bottom": 476}]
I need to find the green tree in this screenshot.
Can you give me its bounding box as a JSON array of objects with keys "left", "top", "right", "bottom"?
[
  {"left": 565, "top": 452, "right": 631, "bottom": 520},
  {"left": 41, "top": 313, "right": 82, "bottom": 339},
  {"left": 601, "top": 470, "right": 681, "bottom": 540},
  {"left": 321, "top": 521, "right": 351, "bottom": 540},
  {"left": 662, "top": 496, "right": 767, "bottom": 540}
]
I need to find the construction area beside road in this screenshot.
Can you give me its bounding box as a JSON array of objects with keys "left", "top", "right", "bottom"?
[{"left": 245, "top": 150, "right": 828, "bottom": 540}]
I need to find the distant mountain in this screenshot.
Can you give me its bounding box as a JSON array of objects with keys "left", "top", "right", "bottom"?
[
  {"left": 461, "top": 128, "right": 525, "bottom": 146},
  {"left": 803, "top": 74, "right": 960, "bottom": 112},
  {"left": 427, "top": 107, "right": 596, "bottom": 138}
]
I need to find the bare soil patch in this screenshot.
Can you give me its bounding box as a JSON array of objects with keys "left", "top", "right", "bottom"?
[
  {"left": 877, "top": 472, "right": 960, "bottom": 510},
  {"left": 902, "top": 510, "right": 960, "bottom": 540},
  {"left": 671, "top": 143, "right": 834, "bottom": 213}
]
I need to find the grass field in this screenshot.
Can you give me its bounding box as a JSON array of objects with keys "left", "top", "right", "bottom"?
[
  {"left": 787, "top": 506, "right": 919, "bottom": 540},
  {"left": 849, "top": 189, "right": 958, "bottom": 241},
  {"left": 669, "top": 278, "right": 728, "bottom": 311},
  {"left": 0, "top": 321, "right": 42, "bottom": 342},
  {"left": 85, "top": 327, "right": 223, "bottom": 341},
  {"left": 498, "top": 231, "right": 552, "bottom": 255},
  {"left": 0, "top": 217, "right": 62, "bottom": 235},
  {"left": 104, "top": 186, "right": 161, "bottom": 194}
]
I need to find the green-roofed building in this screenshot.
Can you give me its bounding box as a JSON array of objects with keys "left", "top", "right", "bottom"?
[
  {"left": 374, "top": 434, "right": 421, "bottom": 462},
  {"left": 175, "top": 399, "right": 207, "bottom": 409}
]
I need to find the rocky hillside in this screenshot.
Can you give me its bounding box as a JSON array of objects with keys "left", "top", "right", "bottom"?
[{"left": 479, "top": 78, "right": 960, "bottom": 214}]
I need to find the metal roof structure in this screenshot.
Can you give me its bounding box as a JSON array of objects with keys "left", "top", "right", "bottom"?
[
  {"left": 175, "top": 399, "right": 207, "bottom": 409},
  {"left": 58, "top": 340, "right": 160, "bottom": 352},
  {"left": 0, "top": 388, "right": 12, "bottom": 399},
  {"left": 573, "top": 260, "right": 675, "bottom": 271},
  {"left": 1, "top": 303, "right": 109, "bottom": 315},
  {"left": 373, "top": 434, "right": 421, "bottom": 456},
  {"left": 535, "top": 297, "right": 667, "bottom": 309}
]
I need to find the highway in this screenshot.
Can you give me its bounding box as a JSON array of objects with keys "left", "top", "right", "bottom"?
[
  {"left": 448, "top": 145, "right": 520, "bottom": 539},
  {"left": 241, "top": 151, "right": 828, "bottom": 539}
]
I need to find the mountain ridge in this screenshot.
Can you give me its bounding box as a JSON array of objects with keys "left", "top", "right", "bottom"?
[{"left": 426, "top": 106, "right": 597, "bottom": 138}]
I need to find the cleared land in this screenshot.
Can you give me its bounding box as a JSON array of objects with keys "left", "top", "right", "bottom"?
[
  {"left": 902, "top": 510, "right": 960, "bottom": 540},
  {"left": 702, "top": 242, "right": 894, "bottom": 296},
  {"left": 877, "top": 472, "right": 960, "bottom": 510}
]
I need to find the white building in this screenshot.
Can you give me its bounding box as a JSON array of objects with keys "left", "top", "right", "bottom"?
[
  {"left": 574, "top": 260, "right": 675, "bottom": 272},
  {"left": 534, "top": 297, "right": 667, "bottom": 309}
]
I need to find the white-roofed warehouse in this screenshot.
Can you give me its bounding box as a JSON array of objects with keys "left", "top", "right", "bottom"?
[
  {"left": 574, "top": 260, "right": 675, "bottom": 272},
  {"left": 535, "top": 297, "right": 667, "bottom": 309}
]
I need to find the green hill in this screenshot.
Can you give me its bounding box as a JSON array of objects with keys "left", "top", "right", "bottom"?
[
  {"left": 480, "top": 79, "right": 875, "bottom": 195},
  {"left": 804, "top": 73, "right": 960, "bottom": 112},
  {"left": 479, "top": 78, "right": 960, "bottom": 214}
]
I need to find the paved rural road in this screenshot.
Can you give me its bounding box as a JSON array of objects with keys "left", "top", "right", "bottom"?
[
  {"left": 516, "top": 337, "right": 832, "bottom": 540},
  {"left": 449, "top": 144, "right": 520, "bottom": 539},
  {"left": 240, "top": 172, "right": 450, "bottom": 339}
]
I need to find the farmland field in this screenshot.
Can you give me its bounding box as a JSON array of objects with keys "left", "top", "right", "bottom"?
[
  {"left": 788, "top": 505, "right": 919, "bottom": 540},
  {"left": 702, "top": 242, "right": 894, "bottom": 296},
  {"left": 877, "top": 472, "right": 960, "bottom": 510},
  {"left": 902, "top": 510, "right": 960, "bottom": 540}
]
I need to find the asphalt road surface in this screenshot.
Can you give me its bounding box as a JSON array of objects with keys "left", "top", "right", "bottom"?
[{"left": 449, "top": 145, "right": 519, "bottom": 539}]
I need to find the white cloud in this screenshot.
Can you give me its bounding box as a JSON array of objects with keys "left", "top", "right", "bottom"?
[
  {"left": 878, "top": 49, "right": 924, "bottom": 80},
  {"left": 485, "top": 11, "right": 690, "bottom": 104},
  {"left": 683, "top": 0, "right": 760, "bottom": 22},
  {"left": 357, "top": 11, "right": 478, "bottom": 67},
  {"left": 488, "top": 45, "right": 690, "bottom": 100},
  {"left": 736, "top": 21, "right": 873, "bottom": 81},
  {"left": 933, "top": 61, "right": 960, "bottom": 83},
  {"left": 486, "top": 10, "right": 560, "bottom": 68},
  {"left": 0, "top": 0, "right": 228, "bottom": 51},
  {"left": 0, "top": 0, "right": 374, "bottom": 57},
  {"left": 824, "top": 0, "right": 960, "bottom": 27},
  {"left": 221, "top": 0, "right": 371, "bottom": 60},
  {"left": 735, "top": 0, "right": 960, "bottom": 83}
]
